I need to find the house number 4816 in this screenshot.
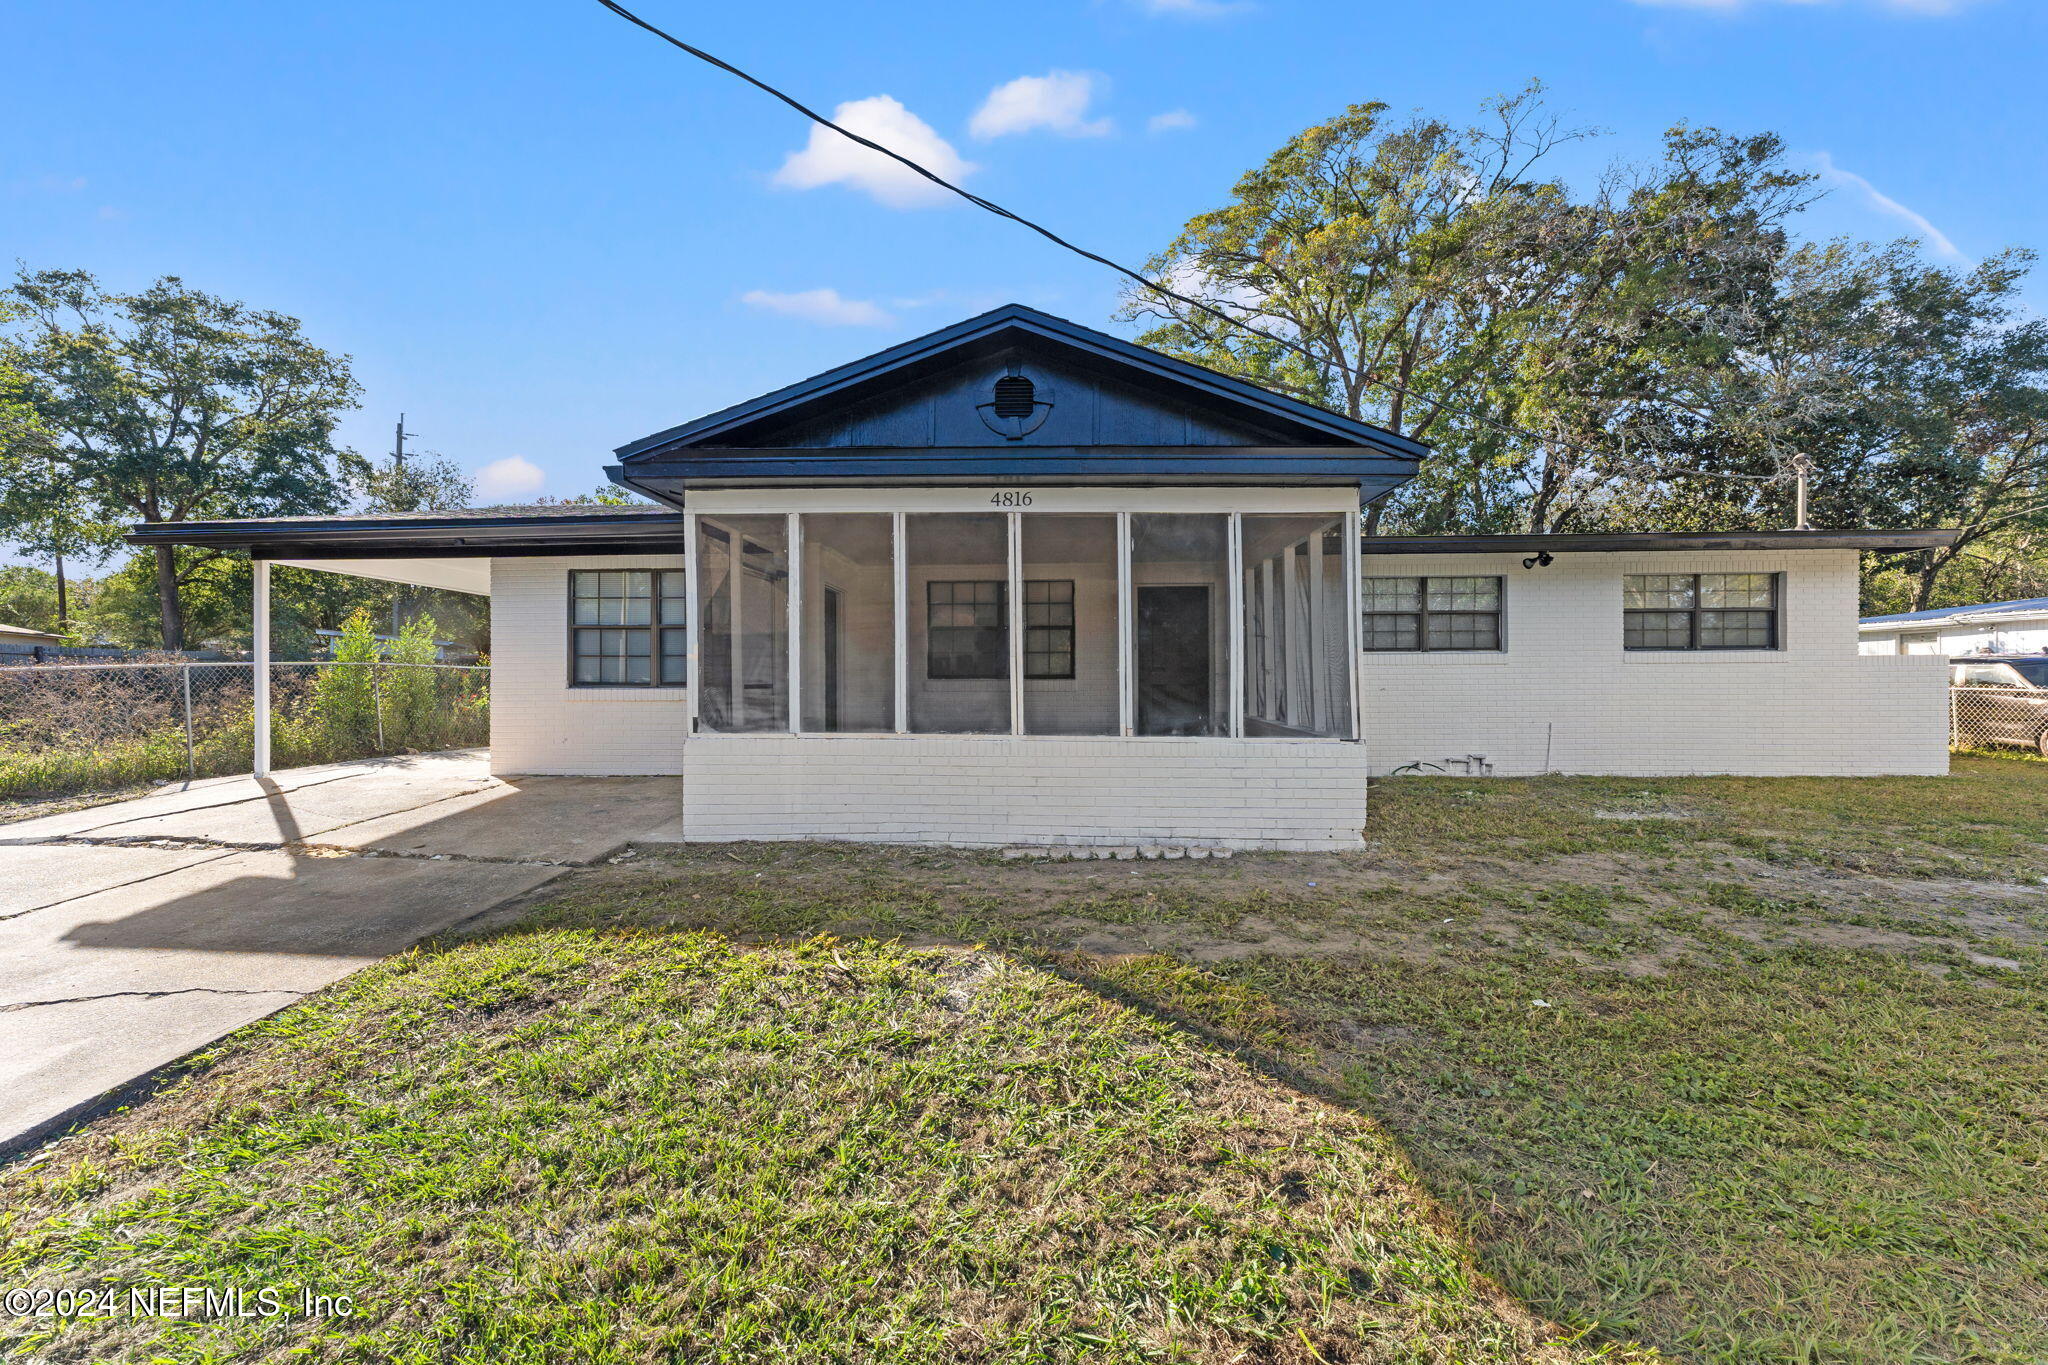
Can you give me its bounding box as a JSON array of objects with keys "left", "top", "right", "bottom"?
[{"left": 989, "top": 490, "right": 1033, "bottom": 507}]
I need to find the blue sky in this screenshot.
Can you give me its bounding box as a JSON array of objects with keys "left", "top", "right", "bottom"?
[{"left": 4, "top": 0, "right": 2043, "bottom": 562}]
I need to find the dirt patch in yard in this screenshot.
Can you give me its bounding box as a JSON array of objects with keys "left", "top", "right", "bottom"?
[
  {"left": 578, "top": 822, "right": 2046, "bottom": 985},
  {"left": 0, "top": 783, "right": 160, "bottom": 827}
]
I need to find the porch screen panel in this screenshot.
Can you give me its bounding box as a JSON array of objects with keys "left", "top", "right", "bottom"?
[
  {"left": 1130, "top": 514, "right": 1230, "bottom": 737},
  {"left": 1022, "top": 514, "right": 1116, "bottom": 735},
  {"left": 799, "top": 514, "right": 895, "bottom": 732},
  {"left": 695, "top": 515, "right": 790, "bottom": 732},
  {"left": 907, "top": 513, "right": 1010, "bottom": 733},
  {"left": 1240, "top": 515, "right": 1352, "bottom": 739}
]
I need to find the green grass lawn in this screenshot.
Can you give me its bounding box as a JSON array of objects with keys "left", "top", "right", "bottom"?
[
  {"left": 0, "top": 936, "right": 1631, "bottom": 1364},
  {"left": 5, "top": 756, "right": 2045, "bottom": 1363}
]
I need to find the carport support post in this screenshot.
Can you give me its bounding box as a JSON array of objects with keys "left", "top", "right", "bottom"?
[
  {"left": 253, "top": 557, "right": 271, "bottom": 777},
  {"left": 181, "top": 665, "right": 195, "bottom": 781}
]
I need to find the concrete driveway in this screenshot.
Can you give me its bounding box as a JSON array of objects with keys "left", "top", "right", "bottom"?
[{"left": 0, "top": 751, "right": 682, "bottom": 1158}]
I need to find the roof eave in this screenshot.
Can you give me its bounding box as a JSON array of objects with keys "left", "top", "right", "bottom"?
[
  {"left": 126, "top": 510, "right": 687, "bottom": 558},
  {"left": 1360, "top": 529, "right": 1961, "bottom": 556}
]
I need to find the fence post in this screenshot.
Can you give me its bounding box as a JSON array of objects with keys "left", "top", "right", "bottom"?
[
  {"left": 373, "top": 664, "right": 385, "bottom": 752},
  {"left": 181, "top": 664, "right": 196, "bottom": 782}
]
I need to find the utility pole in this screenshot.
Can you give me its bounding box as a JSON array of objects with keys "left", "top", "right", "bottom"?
[
  {"left": 393, "top": 413, "right": 411, "bottom": 496},
  {"left": 53, "top": 553, "right": 67, "bottom": 635},
  {"left": 390, "top": 413, "right": 416, "bottom": 639}
]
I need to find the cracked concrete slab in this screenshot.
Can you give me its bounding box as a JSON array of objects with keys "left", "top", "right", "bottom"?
[
  {"left": 1, "top": 844, "right": 238, "bottom": 922},
  {"left": 0, "top": 758, "right": 419, "bottom": 844},
  {"left": 0, "top": 750, "right": 684, "bottom": 1159},
  {"left": 71, "top": 773, "right": 500, "bottom": 848},
  {"left": 0, "top": 847, "right": 562, "bottom": 1159},
  {"left": 316, "top": 775, "right": 684, "bottom": 864}
]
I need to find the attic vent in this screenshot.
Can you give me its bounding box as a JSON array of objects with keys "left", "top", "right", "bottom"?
[{"left": 991, "top": 374, "right": 1037, "bottom": 419}]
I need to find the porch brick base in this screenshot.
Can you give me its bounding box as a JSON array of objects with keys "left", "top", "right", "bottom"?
[{"left": 679, "top": 736, "right": 1369, "bottom": 851}]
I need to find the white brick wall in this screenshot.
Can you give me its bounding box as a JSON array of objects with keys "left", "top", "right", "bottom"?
[
  {"left": 485, "top": 545, "right": 1947, "bottom": 831},
  {"left": 681, "top": 736, "right": 1369, "bottom": 849},
  {"left": 1361, "top": 549, "right": 1950, "bottom": 777},
  {"left": 488, "top": 556, "right": 691, "bottom": 776}
]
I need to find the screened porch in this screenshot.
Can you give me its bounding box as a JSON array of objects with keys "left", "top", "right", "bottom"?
[{"left": 675, "top": 499, "right": 1362, "bottom": 744}]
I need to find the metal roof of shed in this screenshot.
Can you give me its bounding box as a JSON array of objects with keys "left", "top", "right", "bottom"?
[{"left": 1860, "top": 595, "right": 2048, "bottom": 629}]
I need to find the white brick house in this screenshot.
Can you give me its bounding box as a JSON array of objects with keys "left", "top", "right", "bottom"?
[{"left": 130, "top": 305, "right": 1958, "bottom": 849}]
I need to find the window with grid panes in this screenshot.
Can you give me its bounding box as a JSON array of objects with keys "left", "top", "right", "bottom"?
[
  {"left": 1361, "top": 575, "right": 1502, "bottom": 651},
  {"left": 1623, "top": 573, "right": 1779, "bottom": 650},
  {"left": 925, "top": 580, "right": 1007, "bottom": 679},
  {"left": 926, "top": 580, "right": 1076, "bottom": 679},
  {"left": 570, "top": 570, "right": 687, "bottom": 685},
  {"left": 1022, "top": 579, "right": 1075, "bottom": 679}
]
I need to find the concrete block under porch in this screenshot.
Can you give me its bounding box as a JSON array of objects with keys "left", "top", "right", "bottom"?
[{"left": 679, "top": 735, "right": 1370, "bottom": 851}]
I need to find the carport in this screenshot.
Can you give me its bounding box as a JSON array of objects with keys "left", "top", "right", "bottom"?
[{"left": 126, "top": 505, "right": 688, "bottom": 775}]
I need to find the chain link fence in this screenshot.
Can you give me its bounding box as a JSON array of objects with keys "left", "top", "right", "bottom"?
[
  {"left": 1949, "top": 684, "right": 2048, "bottom": 756},
  {"left": 0, "top": 662, "right": 489, "bottom": 803}
]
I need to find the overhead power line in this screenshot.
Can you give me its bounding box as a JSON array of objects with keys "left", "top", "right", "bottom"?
[{"left": 587, "top": 0, "right": 1789, "bottom": 493}]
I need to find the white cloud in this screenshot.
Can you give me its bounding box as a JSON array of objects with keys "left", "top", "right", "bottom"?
[
  {"left": 1133, "top": 0, "right": 1250, "bottom": 16},
  {"left": 1147, "top": 108, "right": 1199, "bottom": 134},
  {"left": 969, "top": 72, "right": 1114, "bottom": 140},
  {"left": 1812, "top": 151, "right": 1968, "bottom": 262},
  {"left": 476, "top": 455, "right": 546, "bottom": 501},
  {"left": 1630, "top": 0, "right": 1977, "bottom": 12},
  {"left": 773, "top": 95, "right": 975, "bottom": 209},
  {"left": 1155, "top": 255, "right": 1268, "bottom": 313},
  {"left": 741, "top": 288, "right": 894, "bottom": 327}
]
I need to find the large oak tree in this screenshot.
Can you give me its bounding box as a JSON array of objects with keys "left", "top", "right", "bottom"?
[
  {"left": 1123, "top": 90, "right": 2048, "bottom": 607},
  {"left": 1, "top": 270, "right": 358, "bottom": 648}
]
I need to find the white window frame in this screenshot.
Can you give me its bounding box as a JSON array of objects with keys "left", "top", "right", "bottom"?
[
  {"left": 1360, "top": 574, "right": 1505, "bottom": 653},
  {"left": 1622, "top": 571, "right": 1783, "bottom": 652}
]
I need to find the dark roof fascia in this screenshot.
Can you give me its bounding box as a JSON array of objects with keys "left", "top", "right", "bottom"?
[
  {"left": 238, "top": 539, "right": 688, "bottom": 562},
  {"left": 1360, "top": 529, "right": 1961, "bottom": 555},
  {"left": 127, "top": 510, "right": 687, "bottom": 558},
  {"left": 615, "top": 451, "right": 1418, "bottom": 481},
  {"left": 615, "top": 305, "right": 1430, "bottom": 462}
]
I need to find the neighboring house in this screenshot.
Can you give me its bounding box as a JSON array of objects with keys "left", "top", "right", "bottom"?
[
  {"left": 0, "top": 623, "right": 67, "bottom": 665},
  {"left": 0, "top": 623, "right": 64, "bottom": 649},
  {"left": 311, "top": 627, "right": 465, "bottom": 663},
  {"left": 0, "top": 626, "right": 225, "bottom": 665},
  {"left": 128, "top": 304, "right": 1958, "bottom": 850},
  {"left": 1858, "top": 597, "right": 2048, "bottom": 658}
]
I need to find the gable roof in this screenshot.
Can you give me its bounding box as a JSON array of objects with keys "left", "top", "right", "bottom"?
[
  {"left": 1860, "top": 595, "right": 2048, "bottom": 629},
  {"left": 615, "top": 303, "right": 1428, "bottom": 461}
]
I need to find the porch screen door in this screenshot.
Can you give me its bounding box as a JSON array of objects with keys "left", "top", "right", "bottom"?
[{"left": 694, "top": 515, "right": 790, "bottom": 733}]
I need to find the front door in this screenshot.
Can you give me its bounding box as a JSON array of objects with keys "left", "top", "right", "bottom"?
[{"left": 1137, "top": 585, "right": 1213, "bottom": 736}]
